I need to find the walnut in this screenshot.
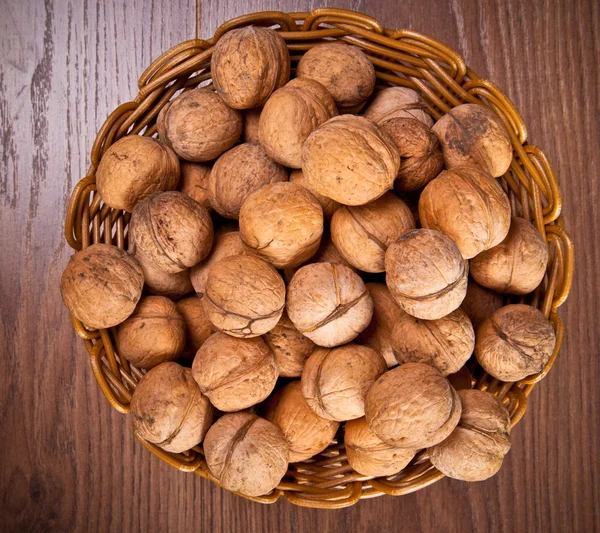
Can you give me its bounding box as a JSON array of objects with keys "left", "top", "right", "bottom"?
[
  {"left": 117, "top": 296, "right": 185, "bottom": 369},
  {"left": 158, "top": 88, "right": 242, "bottom": 161},
  {"left": 178, "top": 162, "right": 212, "bottom": 210},
  {"left": 380, "top": 117, "right": 444, "bottom": 193},
  {"left": 289, "top": 169, "right": 340, "bottom": 220},
  {"left": 139, "top": 258, "right": 193, "bottom": 300},
  {"left": 96, "top": 135, "right": 180, "bottom": 212},
  {"left": 470, "top": 217, "right": 549, "bottom": 295},
  {"left": 211, "top": 26, "right": 290, "bottom": 109},
  {"left": 239, "top": 182, "right": 324, "bottom": 268},
  {"left": 330, "top": 192, "right": 415, "bottom": 272},
  {"left": 461, "top": 279, "right": 503, "bottom": 329},
  {"left": 301, "top": 115, "right": 400, "bottom": 206},
  {"left": 296, "top": 42, "right": 376, "bottom": 112},
  {"left": 391, "top": 307, "right": 475, "bottom": 376},
  {"left": 419, "top": 166, "right": 511, "bottom": 259},
  {"left": 447, "top": 366, "right": 473, "bottom": 391},
  {"left": 175, "top": 295, "right": 213, "bottom": 355},
  {"left": 385, "top": 229, "right": 468, "bottom": 320},
  {"left": 432, "top": 103, "right": 513, "bottom": 177},
  {"left": 363, "top": 87, "right": 433, "bottom": 127},
  {"left": 263, "top": 311, "right": 316, "bottom": 378},
  {"left": 60, "top": 243, "right": 144, "bottom": 329},
  {"left": 475, "top": 304, "right": 556, "bottom": 382},
  {"left": 365, "top": 362, "right": 462, "bottom": 448},
  {"left": 286, "top": 263, "right": 373, "bottom": 347},
  {"left": 192, "top": 332, "right": 278, "bottom": 411},
  {"left": 131, "top": 362, "right": 214, "bottom": 453},
  {"left": 345, "top": 417, "right": 416, "bottom": 477},
  {"left": 265, "top": 381, "right": 339, "bottom": 462},
  {"left": 242, "top": 107, "right": 262, "bottom": 143},
  {"left": 129, "top": 191, "right": 213, "bottom": 274},
  {"left": 208, "top": 143, "right": 287, "bottom": 219},
  {"left": 429, "top": 389, "right": 511, "bottom": 481},
  {"left": 203, "top": 254, "right": 285, "bottom": 338},
  {"left": 258, "top": 77, "right": 338, "bottom": 168},
  {"left": 301, "top": 344, "right": 386, "bottom": 421}
]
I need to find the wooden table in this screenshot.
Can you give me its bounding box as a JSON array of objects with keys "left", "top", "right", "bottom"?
[{"left": 1, "top": 1, "right": 598, "bottom": 531}]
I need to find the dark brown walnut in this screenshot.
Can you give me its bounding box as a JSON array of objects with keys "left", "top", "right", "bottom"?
[
  {"left": 203, "top": 254, "right": 285, "bottom": 338},
  {"left": 243, "top": 107, "right": 262, "bottom": 143},
  {"left": 461, "top": 278, "right": 503, "bottom": 329},
  {"left": 203, "top": 412, "right": 288, "bottom": 497},
  {"left": 475, "top": 304, "right": 556, "bottom": 382},
  {"left": 302, "top": 115, "right": 400, "bottom": 206},
  {"left": 391, "top": 307, "right": 475, "bottom": 376},
  {"left": 296, "top": 42, "right": 376, "bottom": 112},
  {"left": 385, "top": 229, "right": 469, "bottom": 320},
  {"left": 96, "top": 135, "right": 180, "bottom": 212},
  {"left": 139, "top": 258, "right": 193, "bottom": 300},
  {"left": 158, "top": 88, "right": 242, "bottom": 161},
  {"left": 117, "top": 296, "right": 185, "bottom": 369},
  {"left": 363, "top": 87, "right": 433, "bottom": 127},
  {"left": 432, "top": 103, "right": 513, "bottom": 177},
  {"left": 447, "top": 366, "right": 474, "bottom": 391},
  {"left": 331, "top": 192, "right": 415, "bottom": 272},
  {"left": 239, "top": 182, "right": 324, "bottom": 269},
  {"left": 211, "top": 26, "right": 290, "bottom": 109},
  {"left": 470, "top": 217, "right": 549, "bottom": 295},
  {"left": 208, "top": 143, "right": 287, "bottom": 219},
  {"left": 129, "top": 191, "right": 213, "bottom": 274},
  {"left": 286, "top": 263, "right": 373, "bottom": 347},
  {"left": 60, "top": 243, "right": 144, "bottom": 329},
  {"left": 380, "top": 117, "right": 444, "bottom": 193},
  {"left": 302, "top": 344, "right": 386, "bottom": 421},
  {"left": 429, "top": 389, "right": 511, "bottom": 481},
  {"left": 178, "top": 162, "right": 212, "bottom": 210},
  {"left": 265, "top": 381, "right": 338, "bottom": 462},
  {"left": 263, "top": 311, "right": 316, "bottom": 378},
  {"left": 289, "top": 169, "right": 340, "bottom": 220},
  {"left": 175, "top": 295, "right": 213, "bottom": 356},
  {"left": 345, "top": 417, "right": 416, "bottom": 477},
  {"left": 419, "top": 166, "right": 511, "bottom": 259},
  {"left": 131, "top": 362, "right": 214, "bottom": 453},
  {"left": 365, "top": 362, "right": 462, "bottom": 448},
  {"left": 258, "top": 77, "right": 338, "bottom": 168},
  {"left": 192, "top": 332, "right": 278, "bottom": 411}
]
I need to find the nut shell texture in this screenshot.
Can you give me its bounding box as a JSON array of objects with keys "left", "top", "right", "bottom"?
[
  {"left": 178, "top": 162, "right": 212, "bottom": 210},
  {"left": 243, "top": 107, "right": 262, "bottom": 143},
  {"left": 363, "top": 87, "right": 433, "bottom": 127},
  {"left": 289, "top": 169, "right": 340, "bottom": 220},
  {"left": 140, "top": 259, "right": 193, "bottom": 300},
  {"left": 176, "top": 295, "right": 213, "bottom": 354},
  {"left": 461, "top": 279, "right": 503, "bottom": 329}
]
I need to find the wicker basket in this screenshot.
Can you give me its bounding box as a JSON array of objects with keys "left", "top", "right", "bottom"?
[{"left": 64, "top": 8, "right": 574, "bottom": 508}]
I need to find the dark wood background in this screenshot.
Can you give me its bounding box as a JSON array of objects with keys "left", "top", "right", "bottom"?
[{"left": 1, "top": 0, "right": 598, "bottom": 531}]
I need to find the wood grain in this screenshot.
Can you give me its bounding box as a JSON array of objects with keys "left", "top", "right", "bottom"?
[{"left": 0, "top": 0, "right": 598, "bottom": 531}]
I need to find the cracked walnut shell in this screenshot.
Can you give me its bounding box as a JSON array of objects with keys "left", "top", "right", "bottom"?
[{"left": 363, "top": 87, "right": 433, "bottom": 127}]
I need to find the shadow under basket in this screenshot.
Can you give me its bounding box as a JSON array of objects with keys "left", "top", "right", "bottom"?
[{"left": 64, "top": 8, "right": 574, "bottom": 508}]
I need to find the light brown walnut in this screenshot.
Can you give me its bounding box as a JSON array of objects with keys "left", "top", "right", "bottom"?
[
  {"left": 363, "top": 87, "right": 433, "bottom": 127},
  {"left": 139, "top": 258, "right": 193, "bottom": 300},
  {"left": 289, "top": 169, "right": 340, "bottom": 220},
  {"left": 242, "top": 107, "right": 262, "bottom": 143},
  {"left": 461, "top": 279, "right": 503, "bottom": 329},
  {"left": 175, "top": 295, "right": 213, "bottom": 356},
  {"left": 178, "top": 162, "right": 212, "bottom": 210}
]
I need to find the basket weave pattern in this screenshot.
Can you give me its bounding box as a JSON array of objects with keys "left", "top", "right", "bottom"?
[{"left": 64, "top": 8, "right": 574, "bottom": 508}]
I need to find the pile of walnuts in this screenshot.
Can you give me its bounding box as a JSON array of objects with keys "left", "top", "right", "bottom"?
[{"left": 61, "top": 27, "right": 555, "bottom": 498}]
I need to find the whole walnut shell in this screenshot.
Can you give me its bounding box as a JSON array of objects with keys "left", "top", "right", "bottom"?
[
  {"left": 470, "top": 217, "right": 549, "bottom": 295},
  {"left": 96, "top": 135, "right": 180, "bottom": 212},
  {"left": 175, "top": 295, "right": 213, "bottom": 355},
  {"left": 259, "top": 77, "right": 338, "bottom": 168},
  {"left": 265, "top": 381, "right": 339, "bottom": 462},
  {"left": 391, "top": 307, "right": 475, "bottom": 376},
  {"left": 419, "top": 166, "right": 511, "bottom": 259},
  {"left": 129, "top": 191, "right": 214, "bottom": 274},
  {"left": 158, "top": 88, "right": 242, "bottom": 161},
  {"left": 301, "top": 344, "right": 387, "bottom": 421},
  {"left": 331, "top": 192, "right": 415, "bottom": 272},
  {"left": 178, "top": 162, "right": 212, "bottom": 210},
  {"left": 208, "top": 143, "right": 287, "bottom": 219},
  {"left": 61, "top": 243, "right": 144, "bottom": 329},
  {"left": 203, "top": 254, "right": 285, "bottom": 338},
  {"left": 203, "top": 412, "right": 289, "bottom": 497},
  {"left": 139, "top": 259, "right": 193, "bottom": 300},
  {"left": 345, "top": 417, "right": 416, "bottom": 477},
  {"left": 192, "top": 332, "right": 278, "bottom": 411},
  {"left": 296, "top": 42, "right": 376, "bottom": 112},
  {"left": 289, "top": 169, "right": 340, "bottom": 220},
  {"left": 475, "top": 304, "right": 556, "bottom": 382},
  {"left": 385, "top": 229, "right": 468, "bottom": 320},
  {"left": 363, "top": 87, "right": 433, "bottom": 127},
  {"left": 263, "top": 311, "right": 316, "bottom": 378},
  {"left": 287, "top": 262, "right": 373, "bottom": 347},
  {"left": 461, "top": 279, "right": 503, "bottom": 329},
  {"left": 365, "top": 362, "right": 462, "bottom": 448},
  {"left": 243, "top": 107, "right": 262, "bottom": 143},
  {"left": 429, "top": 389, "right": 511, "bottom": 481},
  {"left": 211, "top": 26, "right": 290, "bottom": 109},
  {"left": 131, "top": 362, "right": 214, "bottom": 453},
  {"left": 239, "top": 182, "right": 324, "bottom": 269},
  {"left": 301, "top": 115, "right": 400, "bottom": 206},
  {"left": 380, "top": 117, "right": 444, "bottom": 193},
  {"left": 117, "top": 296, "right": 185, "bottom": 369},
  {"left": 432, "top": 103, "right": 513, "bottom": 177}
]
